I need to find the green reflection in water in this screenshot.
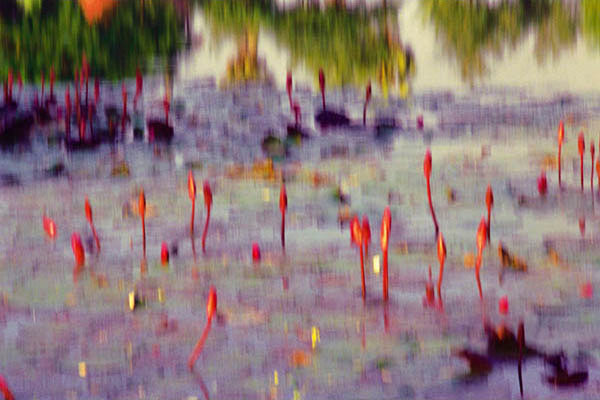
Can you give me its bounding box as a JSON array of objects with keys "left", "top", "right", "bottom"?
[
  {"left": 583, "top": 0, "right": 600, "bottom": 49},
  {"left": 201, "top": 0, "right": 414, "bottom": 98},
  {"left": 422, "top": 0, "right": 578, "bottom": 84},
  {"left": 0, "top": 0, "right": 184, "bottom": 82}
]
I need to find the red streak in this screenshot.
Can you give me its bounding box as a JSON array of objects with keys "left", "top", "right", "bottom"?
[
  {"left": 380, "top": 207, "right": 391, "bottom": 301},
  {"left": 318, "top": 68, "right": 326, "bottom": 109},
  {"left": 71, "top": 232, "right": 85, "bottom": 266},
  {"left": 0, "top": 374, "right": 14, "bottom": 400},
  {"left": 139, "top": 190, "right": 146, "bottom": 255},
  {"left": 579, "top": 132, "right": 585, "bottom": 191},
  {"left": 252, "top": 242, "right": 261, "bottom": 262},
  {"left": 188, "top": 318, "right": 212, "bottom": 370},
  {"left": 202, "top": 181, "right": 212, "bottom": 253},
  {"left": 188, "top": 287, "right": 217, "bottom": 370},
  {"left": 161, "top": 242, "right": 169, "bottom": 265},
  {"left": 591, "top": 143, "right": 595, "bottom": 195}
]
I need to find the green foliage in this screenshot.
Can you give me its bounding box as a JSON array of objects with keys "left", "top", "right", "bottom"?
[
  {"left": 0, "top": 0, "right": 183, "bottom": 82},
  {"left": 201, "top": 0, "right": 414, "bottom": 95},
  {"left": 422, "top": 0, "right": 578, "bottom": 83},
  {"left": 583, "top": 0, "right": 600, "bottom": 48}
]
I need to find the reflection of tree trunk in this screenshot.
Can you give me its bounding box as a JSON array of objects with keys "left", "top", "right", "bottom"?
[
  {"left": 246, "top": 28, "right": 258, "bottom": 60},
  {"left": 223, "top": 27, "right": 274, "bottom": 86}
]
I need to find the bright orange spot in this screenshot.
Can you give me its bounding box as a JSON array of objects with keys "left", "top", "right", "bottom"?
[
  {"left": 139, "top": 189, "right": 146, "bottom": 218},
  {"left": 43, "top": 216, "right": 57, "bottom": 239},
  {"left": 485, "top": 185, "right": 493, "bottom": 210},
  {"left": 206, "top": 286, "right": 217, "bottom": 320},
  {"left": 476, "top": 218, "right": 487, "bottom": 253},
  {"left": 79, "top": 0, "right": 116, "bottom": 24},
  {"left": 188, "top": 171, "right": 196, "bottom": 201},
  {"left": 558, "top": 120, "right": 564, "bottom": 146},
  {"left": 437, "top": 233, "right": 446, "bottom": 264},
  {"left": 380, "top": 207, "right": 391, "bottom": 251},
  {"left": 290, "top": 349, "right": 312, "bottom": 368},
  {"left": 350, "top": 216, "right": 362, "bottom": 247},
  {"left": 85, "top": 196, "right": 93, "bottom": 224},
  {"left": 203, "top": 181, "right": 212, "bottom": 209},
  {"left": 362, "top": 216, "right": 371, "bottom": 246},
  {"left": 424, "top": 150, "right": 432, "bottom": 179}
]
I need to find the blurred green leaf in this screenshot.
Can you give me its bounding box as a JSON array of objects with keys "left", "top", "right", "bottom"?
[{"left": 0, "top": 0, "right": 184, "bottom": 82}]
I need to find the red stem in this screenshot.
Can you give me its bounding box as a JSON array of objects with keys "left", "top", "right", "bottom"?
[
  {"left": 580, "top": 155, "right": 584, "bottom": 191},
  {"left": 558, "top": 146, "right": 562, "bottom": 188},
  {"left": 383, "top": 303, "right": 389, "bottom": 333},
  {"left": 0, "top": 374, "right": 14, "bottom": 400},
  {"left": 141, "top": 216, "right": 146, "bottom": 256},
  {"left": 591, "top": 154, "right": 595, "bottom": 195},
  {"left": 518, "top": 323, "right": 524, "bottom": 397},
  {"left": 201, "top": 206, "right": 210, "bottom": 253},
  {"left": 192, "top": 371, "right": 211, "bottom": 400},
  {"left": 91, "top": 223, "right": 100, "bottom": 252},
  {"left": 360, "top": 244, "right": 365, "bottom": 300},
  {"left": 321, "top": 89, "right": 326, "bottom": 110},
  {"left": 281, "top": 212, "right": 285, "bottom": 248},
  {"left": 383, "top": 248, "right": 388, "bottom": 301},
  {"left": 363, "top": 103, "right": 367, "bottom": 126},
  {"left": 191, "top": 232, "right": 197, "bottom": 263},
  {"left": 486, "top": 207, "right": 491, "bottom": 241},
  {"left": 188, "top": 317, "right": 213, "bottom": 370},
  {"left": 476, "top": 250, "right": 483, "bottom": 300},
  {"left": 190, "top": 198, "right": 195, "bottom": 235},
  {"left": 437, "top": 259, "right": 445, "bottom": 295},
  {"left": 426, "top": 178, "right": 439, "bottom": 236}
]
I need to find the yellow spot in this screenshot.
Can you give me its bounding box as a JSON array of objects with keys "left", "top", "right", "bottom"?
[
  {"left": 311, "top": 326, "right": 320, "bottom": 349},
  {"left": 293, "top": 389, "right": 301, "bottom": 400},
  {"left": 128, "top": 291, "right": 135, "bottom": 311},
  {"left": 284, "top": 320, "right": 288, "bottom": 334},
  {"left": 262, "top": 188, "right": 270, "bottom": 202},
  {"left": 373, "top": 255, "right": 381, "bottom": 274},
  {"left": 78, "top": 361, "right": 86, "bottom": 378},
  {"left": 274, "top": 370, "right": 279, "bottom": 386},
  {"left": 157, "top": 288, "right": 164, "bottom": 303},
  {"left": 463, "top": 252, "right": 475, "bottom": 269}
]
